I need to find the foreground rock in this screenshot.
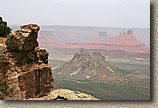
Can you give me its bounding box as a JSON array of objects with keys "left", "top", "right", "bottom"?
[
  {"left": 0, "top": 38, "right": 7, "bottom": 53},
  {"left": 0, "top": 44, "right": 6, "bottom": 54},
  {"left": 0, "top": 24, "right": 53, "bottom": 100},
  {"left": 0, "top": 37, "right": 7, "bottom": 46},
  {"left": 6, "top": 24, "right": 39, "bottom": 51},
  {"left": 27, "top": 89, "right": 99, "bottom": 100}
]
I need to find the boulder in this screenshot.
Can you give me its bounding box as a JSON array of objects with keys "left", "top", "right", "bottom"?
[{"left": 6, "top": 24, "right": 40, "bottom": 51}]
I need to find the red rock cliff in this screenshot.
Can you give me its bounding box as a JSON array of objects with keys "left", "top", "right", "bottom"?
[{"left": 0, "top": 24, "right": 53, "bottom": 100}]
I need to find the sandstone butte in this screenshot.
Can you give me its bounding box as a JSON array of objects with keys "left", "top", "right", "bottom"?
[
  {"left": 38, "top": 29, "right": 149, "bottom": 54},
  {"left": 0, "top": 24, "right": 98, "bottom": 100},
  {"left": 106, "top": 30, "right": 150, "bottom": 54}
]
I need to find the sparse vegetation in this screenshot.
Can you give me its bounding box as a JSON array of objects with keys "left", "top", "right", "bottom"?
[
  {"left": 0, "top": 70, "right": 13, "bottom": 100},
  {"left": 54, "top": 79, "right": 150, "bottom": 100},
  {"left": 0, "top": 16, "right": 12, "bottom": 37},
  {"left": 53, "top": 55, "right": 150, "bottom": 100}
]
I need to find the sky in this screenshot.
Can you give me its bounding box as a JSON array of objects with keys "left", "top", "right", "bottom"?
[{"left": 0, "top": 0, "right": 150, "bottom": 28}]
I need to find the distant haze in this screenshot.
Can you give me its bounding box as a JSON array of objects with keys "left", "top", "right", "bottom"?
[
  {"left": 1, "top": 0, "right": 150, "bottom": 28},
  {"left": 39, "top": 26, "right": 150, "bottom": 46}
]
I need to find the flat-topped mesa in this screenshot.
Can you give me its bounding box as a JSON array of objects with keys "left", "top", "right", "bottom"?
[
  {"left": 6, "top": 24, "right": 40, "bottom": 51},
  {"left": 98, "top": 32, "right": 107, "bottom": 36}
]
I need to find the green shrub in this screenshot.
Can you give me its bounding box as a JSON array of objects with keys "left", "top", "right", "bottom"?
[
  {"left": 0, "top": 24, "right": 11, "bottom": 37},
  {"left": 0, "top": 16, "right": 12, "bottom": 37},
  {"left": 0, "top": 70, "right": 13, "bottom": 100}
]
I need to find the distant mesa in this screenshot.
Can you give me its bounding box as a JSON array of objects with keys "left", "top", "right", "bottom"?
[
  {"left": 38, "top": 29, "right": 150, "bottom": 54},
  {"left": 108, "top": 29, "right": 143, "bottom": 46},
  {"left": 38, "top": 30, "right": 61, "bottom": 43},
  {"left": 98, "top": 32, "right": 107, "bottom": 36},
  {"left": 89, "top": 31, "right": 116, "bottom": 44},
  {"left": 40, "top": 30, "right": 52, "bottom": 36},
  {"left": 38, "top": 30, "right": 62, "bottom": 47},
  {"left": 107, "top": 29, "right": 150, "bottom": 53}
]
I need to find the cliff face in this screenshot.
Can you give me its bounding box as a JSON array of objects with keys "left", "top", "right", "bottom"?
[{"left": 0, "top": 24, "right": 53, "bottom": 100}]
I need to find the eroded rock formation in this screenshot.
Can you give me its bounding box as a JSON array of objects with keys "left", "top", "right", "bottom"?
[
  {"left": 0, "top": 24, "right": 53, "bottom": 100},
  {"left": 6, "top": 24, "right": 39, "bottom": 51},
  {"left": 54, "top": 49, "right": 127, "bottom": 83}
]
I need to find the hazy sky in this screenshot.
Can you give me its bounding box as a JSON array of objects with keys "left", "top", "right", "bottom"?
[{"left": 0, "top": 0, "right": 150, "bottom": 28}]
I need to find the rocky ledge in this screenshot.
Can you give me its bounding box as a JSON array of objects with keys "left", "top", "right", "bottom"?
[{"left": 27, "top": 89, "right": 99, "bottom": 100}]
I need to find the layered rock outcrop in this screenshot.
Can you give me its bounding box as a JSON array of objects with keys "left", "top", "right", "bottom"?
[{"left": 0, "top": 24, "right": 53, "bottom": 100}]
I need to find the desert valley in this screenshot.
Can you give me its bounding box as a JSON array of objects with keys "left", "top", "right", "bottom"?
[
  {"left": 36, "top": 25, "right": 150, "bottom": 100},
  {"left": 0, "top": 24, "right": 150, "bottom": 100}
]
